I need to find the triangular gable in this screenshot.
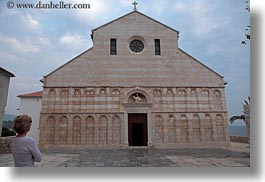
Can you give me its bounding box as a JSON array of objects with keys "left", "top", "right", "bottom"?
[
  {"left": 43, "top": 47, "right": 93, "bottom": 79},
  {"left": 178, "top": 48, "right": 224, "bottom": 78},
  {"left": 91, "top": 11, "right": 179, "bottom": 37},
  {"left": 42, "top": 10, "right": 224, "bottom": 88}
]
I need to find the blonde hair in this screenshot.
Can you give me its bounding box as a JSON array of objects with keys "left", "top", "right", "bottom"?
[{"left": 13, "top": 115, "right": 32, "bottom": 134}]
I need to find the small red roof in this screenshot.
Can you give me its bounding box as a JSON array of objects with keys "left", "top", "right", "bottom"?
[{"left": 17, "top": 91, "right": 43, "bottom": 98}]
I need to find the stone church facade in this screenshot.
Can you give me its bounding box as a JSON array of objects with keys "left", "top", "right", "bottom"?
[{"left": 39, "top": 9, "right": 230, "bottom": 149}]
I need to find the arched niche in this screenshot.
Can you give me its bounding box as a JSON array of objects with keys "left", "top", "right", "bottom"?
[
  {"left": 123, "top": 88, "right": 151, "bottom": 104},
  {"left": 46, "top": 116, "right": 56, "bottom": 144},
  {"left": 128, "top": 93, "right": 147, "bottom": 103}
]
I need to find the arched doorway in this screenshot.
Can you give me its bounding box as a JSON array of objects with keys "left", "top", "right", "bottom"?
[{"left": 122, "top": 89, "right": 153, "bottom": 147}]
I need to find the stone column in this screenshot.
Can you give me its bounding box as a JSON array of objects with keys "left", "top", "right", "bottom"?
[
  {"left": 67, "top": 115, "right": 73, "bottom": 145},
  {"left": 123, "top": 111, "right": 129, "bottom": 146},
  {"left": 147, "top": 111, "right": 152, "bottom": 145},
  {"left": 81, "top": 115, "right": 86, "bottom": 145},
  {"left": 188, "top": 115, "right": 193, "bottom": 143},
  {"left": 54, "top": 115, "right": 60, "bottom": 145}
]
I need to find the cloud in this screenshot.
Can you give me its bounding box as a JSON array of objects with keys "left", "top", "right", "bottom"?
[
  {"left": 0, "top": 36, "right": 40, "bottom": 54},
  {"left": 174, "top": 2, "right": 187, "bottom": 12},
  {"left": 173, "top": 0, "right": 228, "bottom": 37},
  {"left": 59, "top": 33, "right": 90, "bottom": 50},
  {"left": 0, "top": 51, "right": 18, "bottom": 63},
  {"left": 206, "top": 43, "right": 227, "bottom": 55},
  {"left": 20, "top": 13, "right": 40, "bottom": 30},
  {"left": 119, "top": 0, "right": 132, "bottom": 8},
  {"left": 39, "top": 37, "right": 50, "bottom": 45},
  {"left": 190, "top": 1, "right": 218, "bottom": 36},
  {"left": 1, "top": 10, "right": 41, "bottom": 31},
  {"left": 69, "top": 0, "right": 116, "bottom": 26},
  {"left": 151, "top": 0, "right": 167, "bottom": 15}
]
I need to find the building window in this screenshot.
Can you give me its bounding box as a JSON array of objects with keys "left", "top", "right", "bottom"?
[
  {"left": 154, "top": 39, "right": 161, "bottom": 55},
  {"left": 110, "top": 38, "right": 117, "bottom": 55},
  {"left": 129, "top": 39, "right": 144, "bottom": 53}
]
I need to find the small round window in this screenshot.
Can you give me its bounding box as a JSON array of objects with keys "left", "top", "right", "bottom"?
[{"left": 129, "top": 40, "right": 144, "bottom": 53}]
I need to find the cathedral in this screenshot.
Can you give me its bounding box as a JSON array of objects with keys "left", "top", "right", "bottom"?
[{"left": 39, "top": 5, "right": 230, "bottom": 149}]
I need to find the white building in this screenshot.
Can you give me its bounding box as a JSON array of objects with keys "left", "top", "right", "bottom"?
[
  {"left": 17, "top": 91, "right": 42, "bottom": 144},
  {"left": 0, "top": 67, "right": 15, "bottom": 136}
]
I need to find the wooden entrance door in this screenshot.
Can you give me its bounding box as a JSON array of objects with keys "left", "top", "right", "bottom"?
[{"left": 128, "top": 114, "right": 147, "bottom": 146}]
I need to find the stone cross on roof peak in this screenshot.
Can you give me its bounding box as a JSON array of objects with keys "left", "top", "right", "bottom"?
[{"left": 132, "top": 1, "right": 138, "bottom": 11}]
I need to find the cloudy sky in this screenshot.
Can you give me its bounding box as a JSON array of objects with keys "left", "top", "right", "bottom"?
[{"left": 0, "top": 0, "right": 249, "bottom": 123}]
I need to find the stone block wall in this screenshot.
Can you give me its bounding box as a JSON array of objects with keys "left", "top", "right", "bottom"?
[
  {"left": 0, "top": 137, "right": 14, "bottom": 153},
  {"left": 39, "top": 113, "right": 124, "bottom": 149},
  {"left": 40, "top": 86, "right": 230, "bottom": 149},
  {"left": 152, "top": 112, "right": 229, "bottom": 147},
  {"left": 41, "top": 87, "right": 227, "bottom": 114}
]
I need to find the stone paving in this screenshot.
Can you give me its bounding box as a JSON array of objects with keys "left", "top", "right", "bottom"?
[{"left": 0, "top": 143, "right": 250, "bottom": 167}]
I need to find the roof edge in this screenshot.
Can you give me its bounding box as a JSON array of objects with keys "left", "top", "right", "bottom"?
[
  {"left": 17, "top": 91, "right": 43, "bottom": 98},
  {"left": 178, "top": 48, "right": 224, "bottom": 78},
  {"left": 92, "top": 10, "right": 179, "bottom": 34},
  {"left": 0, "top": 67, "right": 15, "bottom": 77},
  {"left": 44, "top": 47, "right": 93, "bottom": 79}
]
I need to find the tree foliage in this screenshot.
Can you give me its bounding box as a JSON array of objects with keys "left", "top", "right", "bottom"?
[
  {"left": 229, "top": 115, "right": 245, "bottom": 124},
  {"left": 229, "top": 97, "right": 250, "bottom": 124},
  {"left": 242, "top": 1, "right": 250, "bottom": 45}
]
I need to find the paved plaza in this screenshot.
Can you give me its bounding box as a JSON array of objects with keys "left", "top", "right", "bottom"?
[{"left": 0, "top": 143, "right": 250, "bottom": 167}]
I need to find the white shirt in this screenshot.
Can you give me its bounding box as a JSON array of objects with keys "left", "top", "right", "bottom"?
[{"left": 12, "top": 136, "right": 41, "bottom": 167}]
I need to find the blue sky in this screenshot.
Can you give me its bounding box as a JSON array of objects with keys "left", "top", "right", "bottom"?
[{"left": 0, "top": 0, "right": 249, "bottom": 124}]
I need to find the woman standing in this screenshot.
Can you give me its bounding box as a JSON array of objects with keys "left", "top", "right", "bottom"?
[{"left": 12, "top": 115, "right": 41, "bottom": 167}]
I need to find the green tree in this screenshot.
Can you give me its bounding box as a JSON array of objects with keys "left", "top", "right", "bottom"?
[
  {"left": 229, "top": 97, "right": 250, "bottom": 124},
  {"left": 242, "top": 1, "right": 250, "bottom": 45}
]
